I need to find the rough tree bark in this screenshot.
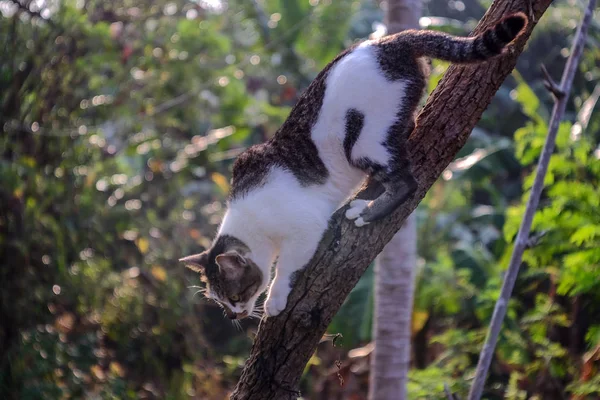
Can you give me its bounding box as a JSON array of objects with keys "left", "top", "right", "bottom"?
[
  {"left": 369, "top": 0, "right": 421, "bottom": 399},
  {"left": 231, "top": 0, "right": 552, "bottom": 399}
]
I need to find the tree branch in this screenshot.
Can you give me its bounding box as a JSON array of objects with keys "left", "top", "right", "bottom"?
[
  {"left": 541, "top": 64, "right": 565, "bottom": 99},
  {"left": 231, "top": 0, "right": 552, "bottom": 398},
  {"left": 467, "top": 0, "right": 596, "bottom": 399}
]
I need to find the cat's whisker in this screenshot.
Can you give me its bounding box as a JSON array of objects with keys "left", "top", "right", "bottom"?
[
  {"left": 249, "top": 307, "right": 264, "bottom": 319},
  {"left": 232, "top": 319, "right": 243, "bottom": 331},
  {"left": 192, "top": 290, "right": 205, "bottom": 299},
  {"left": 187, "top": 285, "right": 205, "bottom": 290},
  {"left": 208, "top": 297, "right": 223, "bottom": 307}
]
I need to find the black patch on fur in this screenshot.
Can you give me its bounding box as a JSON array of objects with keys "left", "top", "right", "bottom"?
[
  {"left": 373, "top": 42, "right": 427, "bottom": 185},
  {"left": 343, "top": 108, "right": 364, "bottom": 164},
  {"left": 373, "top": 33, "right": 428, "bottom": 183},
  {"left": 229, "top": 48, "right": 357, "bottom": 200},
  {"left": 495, "top": 22, "right": 513, "bottom": 43},
  {"left": 374, "top": 35, "right": 429, "bottom": 82},
  {"left": 470, "top": 13, "right": 527, "bottom": 61},
  {"left": 502, "top": 14, "right": 526, "bottom": 37},
  {"left": 457, "top": 40, "right": 470, "bottom": 63},
  {"left": 342, "top": 104, "right": 389, "bottom": 179},
  {"left": 472, "top": 41, "right": 488, "bottom": 60},
  {"left": 482, "top": 29, "right": 503, "bottom": 55},
  {"left": 494, "top": 14, "right": 526, "bottom": 46}
]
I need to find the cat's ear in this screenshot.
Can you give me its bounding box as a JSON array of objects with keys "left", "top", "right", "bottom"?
[
  {"left": 215, "top": 251, "right": 247, "bottom": 280},
  {"left": 179, "top": 251, "right": 208, "bottom": 274}
]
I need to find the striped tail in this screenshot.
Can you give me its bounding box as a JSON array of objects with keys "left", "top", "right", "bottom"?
[{"left": 399, "top": 13, "right": 528, "bottom": 63}]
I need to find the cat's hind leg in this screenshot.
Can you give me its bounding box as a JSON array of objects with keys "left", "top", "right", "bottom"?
[
  {"left": 345, "top": 163, "right": 417, "bottom": 226},
  {"left": 344, "top": 108, "right": 418, "bottom": 227}
]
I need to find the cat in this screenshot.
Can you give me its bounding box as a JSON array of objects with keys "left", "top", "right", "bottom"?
[{"left": 180, "top": 13, "right": 527, "bottom": 319}]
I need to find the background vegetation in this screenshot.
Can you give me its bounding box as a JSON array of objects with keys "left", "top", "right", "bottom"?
[{"left": 1, "top": 0, "right": 599, "bottom": 398}]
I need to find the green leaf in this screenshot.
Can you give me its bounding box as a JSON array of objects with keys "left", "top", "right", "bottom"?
[{"left": 570, "top": 225, "right": 600, "bottom": 246}]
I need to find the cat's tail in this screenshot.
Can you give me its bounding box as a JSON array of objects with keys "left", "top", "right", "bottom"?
[{"left": 391, "top": 13, "right": 528, "bottom": 63}]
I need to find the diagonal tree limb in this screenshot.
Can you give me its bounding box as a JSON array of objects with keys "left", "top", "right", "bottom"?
[
  {"left": 467, "top": 0, "right": 596, "bottom": 399},
  {"left": 230, "top": 0, "right": 552, "bottom": 398}
]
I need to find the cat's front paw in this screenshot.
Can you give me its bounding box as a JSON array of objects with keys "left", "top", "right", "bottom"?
[
  {"left": 264, "top": 293, "right": 288, "bottom": 317},
  {"left": 345, "top": 199, "right": 371, "bottom": 227}
]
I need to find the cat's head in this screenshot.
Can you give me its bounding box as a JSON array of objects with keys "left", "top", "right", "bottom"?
[{"left": 180, "top": 235, "right": 264, "bottom": 319}]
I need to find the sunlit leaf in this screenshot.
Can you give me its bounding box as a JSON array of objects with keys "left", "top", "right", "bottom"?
[
  {"left": 151, "top": 265, "right": 167, "bottom": 282},
  {"left": 136, "top": 238, "right": 150, "bottom": 254},
  {"left": 412, "top": 310, "right": 429, "bottom": 334},
  {"left": 211, "top": 172, "right": 230, "bottom": 194}
]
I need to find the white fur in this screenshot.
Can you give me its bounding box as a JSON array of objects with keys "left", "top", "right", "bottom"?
[
  {"left": 218, "top": 168, "right": 333, "bottom": 316},
  {"left": 312, "top": 44, "right": 408, "bottom": 169},
  {"left": 217, "top": 42, "right": 409, "bottom": 317},
  {"left": 345, "top": 199, "right": 371, "bottom": 227},
  {"left": 345, "top": 199, "right": 370, "bottom": 219}
]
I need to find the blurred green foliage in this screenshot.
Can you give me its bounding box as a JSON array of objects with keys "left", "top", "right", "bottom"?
[{"left": 1, "top": 0, "right": 599, "bottom": 399}]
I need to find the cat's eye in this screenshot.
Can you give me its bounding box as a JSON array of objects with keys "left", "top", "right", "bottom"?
[{"left": 230, "top": 295, "right": 240, "bottom": 302}]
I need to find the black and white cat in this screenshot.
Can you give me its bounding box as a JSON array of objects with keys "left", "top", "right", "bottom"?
[{"left": 181, "top": 13, "right": 527, "bottom": 319}]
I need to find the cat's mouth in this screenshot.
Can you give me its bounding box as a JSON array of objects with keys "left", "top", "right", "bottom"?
[
  {"left": 229, "top": 310, "right": 248, "bottom": 320},
  {"left": 224, "top": 305, "right": 249, "bottom": 320}
]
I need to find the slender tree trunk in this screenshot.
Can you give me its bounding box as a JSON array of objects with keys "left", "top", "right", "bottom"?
[
  {"left": 370, "top": 215, "right": 417, "bottom": 400},
  {"left": 230, "top": 0, "right": 551, "bottom": 398},
  {"left": 384, "top": 0, "right": 421, "bottom": 32},
  {"left": 369, "top": 1, "right": 421, "bottom": 399}
]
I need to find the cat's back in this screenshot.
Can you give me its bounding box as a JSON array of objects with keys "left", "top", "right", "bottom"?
[
  {"left": 228, "top": 39, "right": 422, "bottom": 205},
  {"left": 308, "top": 41, "right": 414, "bottom": 195},
  {"left": 312, "top": 42, "right": 411, "bottom": 145}
]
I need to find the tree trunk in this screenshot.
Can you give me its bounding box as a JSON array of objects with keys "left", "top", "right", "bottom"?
[
  {"left": 369, "top": 1, "right": 421, "bottom": 399},
  {"left": 230, "top": 1, "right": 551, "bottom": 398},
  {"left": 370, "top": 214, "right": 417, "bottom": 400},
  {"left": 384, "top": 0, "right": 421, "bottom": 31}
]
